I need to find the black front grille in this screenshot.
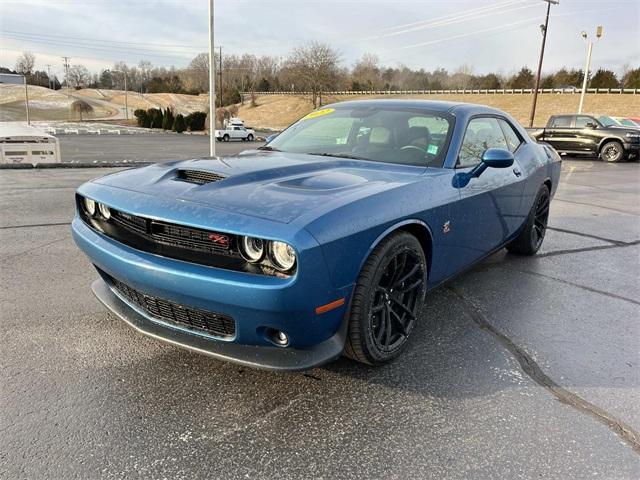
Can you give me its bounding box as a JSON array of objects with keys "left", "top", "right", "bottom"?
[
  {"left": 176, "top": 169, "right": 226, "bottom": 185},
  {"left": 109, "top": 275, "right": 236, "bottom": 338},
  {"left": 112, "top": 210, "right": 147, "bottom": 235},
  {"left": 150, "top": 222, "right": 230, "bottom": 254}
]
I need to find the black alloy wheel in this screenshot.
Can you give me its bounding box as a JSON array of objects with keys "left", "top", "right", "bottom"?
[
  {"left": 531, "top": 187, "right": 550, "bottom": 250},
  {"left": 345, "top": 232, "right": 427, "bottom": 365},
  {"left": 600, "top": 141, "right": 624, "bottom": 163},
  {"left": 506, "top": 183, "right": 550, "bottom": 255}
]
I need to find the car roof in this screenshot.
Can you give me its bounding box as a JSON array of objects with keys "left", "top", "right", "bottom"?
[{"left": 326, "top": 99, "right": 507, "bottom": 116}]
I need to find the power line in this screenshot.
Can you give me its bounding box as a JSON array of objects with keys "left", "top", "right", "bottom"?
[{"left": 1, "top": 29, "right": 207, "bottom": 50}]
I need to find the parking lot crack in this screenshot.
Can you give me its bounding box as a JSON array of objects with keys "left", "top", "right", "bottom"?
[
  {"left": 554, "top": 198, "right": 640, "bottom": 216},
  {"left": 449, "top": 286, "right": 640, "bottom": 455},
  {"left": 546, "top": 226, "right": 629, "bottom": 246},
  {"left": 496, "top": 265, "right": 640, "bottom": 307},
  {"left": 0, "top": 221, "right": 71, "bottom": 230},
  {"left": 537, "top": 241, "right": 640, "bottom": 259}
]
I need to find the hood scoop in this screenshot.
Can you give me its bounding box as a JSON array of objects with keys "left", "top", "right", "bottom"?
[{"left": 176, "top": 169, "right": 226, "bottom": 185}]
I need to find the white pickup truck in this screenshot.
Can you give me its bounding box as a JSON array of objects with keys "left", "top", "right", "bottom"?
[{"left": 215, "top": 123, "right": 256, "bottom": 142}]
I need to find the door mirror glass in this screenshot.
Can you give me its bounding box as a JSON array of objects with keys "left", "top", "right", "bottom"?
[
  {"left": 481, "top": 148, "right": 514, "bottom": 168},
  {"left": 585, "top": 122, "right": 598, "bottom": 129}
]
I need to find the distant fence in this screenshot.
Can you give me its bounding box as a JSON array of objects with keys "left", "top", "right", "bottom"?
[{"left": 248, "top": 88, "right": 638, "bottom": 95}]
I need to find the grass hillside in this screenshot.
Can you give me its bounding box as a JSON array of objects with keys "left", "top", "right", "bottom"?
[
  {"left": 237, "top": 93, "right": 640, "bottom": 130},
  {"left": 0, "top": 85, "right": 208, "bottom": 121}
]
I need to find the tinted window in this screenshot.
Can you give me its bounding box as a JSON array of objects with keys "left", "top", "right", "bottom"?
[
  {"left": 549, "top": 116, "right": 572, "bottom": 127},
  {"left": 576, "top": 116, "right": 597, "bottom": 128},
  {"left": 458, "top": 117, "right": 508, "bottom": 168},
  {"left": 598, "top": 116, "right": 616, "bottom": 127},
  {"left": 499, "top": 119, "right": 523, "bottom": 152}
]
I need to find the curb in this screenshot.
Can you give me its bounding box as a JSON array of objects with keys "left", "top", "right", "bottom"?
[{"left": 0, "top": 162, "right": 153, "bottom": 170}]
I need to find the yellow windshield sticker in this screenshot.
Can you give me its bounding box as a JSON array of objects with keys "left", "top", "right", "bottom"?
[{"left": 302, "top": 108, "right": 335, "bottom": 120}]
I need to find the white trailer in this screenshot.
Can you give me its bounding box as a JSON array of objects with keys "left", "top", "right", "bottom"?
[{"left": 0, "top": 123, "right": 61, "bottom": 165}]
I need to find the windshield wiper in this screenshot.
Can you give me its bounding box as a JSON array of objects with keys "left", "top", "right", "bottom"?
[
  {"left": 257, "top": 145, "right": 281, "bottom": 152},
  {"left": 307, "top": 152, "right": 369, "bottom": 161}
]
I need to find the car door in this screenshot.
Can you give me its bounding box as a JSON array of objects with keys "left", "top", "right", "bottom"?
[
  {"left": 231, "top": 126, "right": 244, "bottom": 140},
  {"left": 573, "top": 115, "right": 601, "bottom": 154},
  {"left": 447, "top": 116, "right": 526, "bottom": 272},
  {"left": 542, "top": 115, "right": 574, "bottom": 152}
]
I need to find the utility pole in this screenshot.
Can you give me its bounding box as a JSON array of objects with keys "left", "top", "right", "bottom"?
[
  {"left": 123, "top": 72, "right": 129, "bottom": 120},
  {"left": 219, "top": 46, "right": 223, "bottom": 109},
  {"left": 529, "top": 0, "right": 559, "bottom": 127},
  {"left": 62, "top": 56, "right": 71, "bottom": 120},
  {"left": 45, "top": 64, "right": 52, "bottom": 89},
  {"left": 578, "top": 26, "right": 603, "bottom": 114},
  {"left": 62, "top": 57, "right": 71, "bottom": 97},
  {"left": 24, "top": 75, "right": 30, "bottom": 125},
  {"left": 208, "top": 0, "right": 216, "bottom": 157}
]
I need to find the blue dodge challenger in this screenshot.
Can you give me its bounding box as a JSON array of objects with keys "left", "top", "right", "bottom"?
[{"left": 72, "top": 100, "right": 561, "bottom": 370}]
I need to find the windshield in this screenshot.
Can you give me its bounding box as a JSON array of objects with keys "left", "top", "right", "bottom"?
[
  {"left": 268, "top": 105, "right": 454, "bottom": 167},
  {"left": 598, "top": 116, "right": 618, "bottom": 127}
]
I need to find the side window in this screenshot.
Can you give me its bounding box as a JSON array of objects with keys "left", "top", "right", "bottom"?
[
  {"left": 575, "top": 116, "right": 596, "bottom": 128},
  {"left": 498, "top": 119, "right": 523, "bottom": 153},
  {"left": 458, "top": 117, "right": 508, "bottom": 168},
  {"left": 549, "top": 116, "right": 572, "bottom": 128}
]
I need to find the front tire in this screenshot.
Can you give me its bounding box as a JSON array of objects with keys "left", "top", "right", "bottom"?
[
  {"left": 247, "top": 134, "right": 254, "bottom": 141},
  {"left": 600, "top": 141, "right": 625, "bottom": 163},
  {"left": 506, "top": 184, "right": 550, "bottom": 256},
  {"left": 344, "top": 232, "right": 427, "bottom": 366}
]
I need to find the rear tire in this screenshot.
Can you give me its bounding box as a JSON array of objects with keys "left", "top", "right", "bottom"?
[
  {"left": 223, "top": 134, "right": 230, "bottom": 142},
  {"left": 344, "top": 232, "right": 427, "bottom": 366},
  {"left": 506, "top": 184, "right": 550, "bottom": 256},
  {"left": 600, "top": 141, "right": 625, "bottom": 163}
]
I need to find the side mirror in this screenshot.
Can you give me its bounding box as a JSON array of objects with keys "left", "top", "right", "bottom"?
[
  {"left": 452, "top": 148, "right": 514, "bottom": 188},
  {"left": 265, "top": 133, "right": 278, "bottom": 143},
  {"left": 585, "top": 122, "right": 597, "bottom": 129},
  {"left": 481, "top": 148, "right": 514, "bottom": 168}
]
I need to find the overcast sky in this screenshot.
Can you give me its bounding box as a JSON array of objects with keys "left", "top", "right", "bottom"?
[{"left": 1, "top": 0, "right": 638, "bottom": 80}]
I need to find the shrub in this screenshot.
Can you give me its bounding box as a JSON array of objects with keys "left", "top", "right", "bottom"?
[
  {"left": 186, "top": 111, "right": 207, "bottom": 131},
  {"left": 173, "top": 114, "right": 186, "bottom": 133},
  {"left": 133, "top": 109, "right": 148, "bottom": 127},
  {"left": 70, "top": 99, "right": 93, "bottom": 121}
]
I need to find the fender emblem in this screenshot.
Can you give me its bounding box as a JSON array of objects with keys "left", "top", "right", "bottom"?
[
  {"left": 443, "top": 221, "right": 451, "bottom": 234},
  {"left": 208, "top": 233, "right": 229, "bottom": 246}
]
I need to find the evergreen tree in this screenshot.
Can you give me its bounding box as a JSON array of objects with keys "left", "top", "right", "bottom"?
[
  {"left": 162, "top": 108, "right": 174, "bottom": 130},
  {"left": 173, "top": 114, "right": 186, "bottom": 133}
]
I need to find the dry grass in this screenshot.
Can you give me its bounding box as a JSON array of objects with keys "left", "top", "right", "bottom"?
[{"left": 237, "top": 93, "right": 640, "bottom": 129}]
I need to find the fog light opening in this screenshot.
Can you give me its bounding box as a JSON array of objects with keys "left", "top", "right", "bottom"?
[{"left": 269, "top": 329, "right": 289, "bottom": 347}]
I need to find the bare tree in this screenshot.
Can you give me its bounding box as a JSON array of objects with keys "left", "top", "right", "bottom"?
[
  {"left": 283, "top": 42, "right": 340, "bottom": 107},
  {"left": 15, "top": 52, "right": 36, "bottom": 76},
  {"left": 352, "top": 53, "right": 381, "bottom": 91},
  {"left": 70, "top": 99, "right": 94, "bottom": 121},
  {"left": 67, "top": 64, "right": 91, "bottom": 89}
]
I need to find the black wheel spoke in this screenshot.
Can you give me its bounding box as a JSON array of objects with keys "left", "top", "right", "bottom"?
[
  {"left": 389, "top": 308, "right": 408, "bottom": 335},
  {"left": 384, "top": 305, "right": 392, "bottom": 346},
  {"left": 392, "top": 297, "right": 416, "bottom": 320},
  {"left": 399, "top": 278, "right": 423, "bottom": 293},
  {"left": 394, "top": 263, "right": 420, "bottom": 289}
]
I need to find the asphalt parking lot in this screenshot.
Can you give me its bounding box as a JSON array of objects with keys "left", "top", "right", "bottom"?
[
  {"left": 1, "top": 159, "right": 639, "bottom": 478},
  {"left": 58, "top": 133, "right": 265, "bottom": 164}
]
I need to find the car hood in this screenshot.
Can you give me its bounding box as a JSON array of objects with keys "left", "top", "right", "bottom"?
[{"left": 93, "top": 151, "right": 426, "bottom": 224}]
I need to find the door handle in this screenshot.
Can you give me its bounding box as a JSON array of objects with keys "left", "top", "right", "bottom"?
[{"left": 513, "top": 167, "right": 522, "bottom": 177}]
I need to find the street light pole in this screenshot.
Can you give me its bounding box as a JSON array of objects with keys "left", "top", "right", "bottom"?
[
  {"left": 208, "top": 0, "right": 216, "bottom": 157},
  {"left": 578, "top": 26, "right": 603, "bottom": 114},
  {"left": 529, "top": 0, "right": 558, "bottom": 127}
]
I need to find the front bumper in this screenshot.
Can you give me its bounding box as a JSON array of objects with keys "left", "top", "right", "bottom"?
[
  {"left": 92, "top": 278, "right": 347, "bottom": 371},
  {"left": 72, "top": 216, "right": 351, "bottom": 371},
  {"left": 623, "top": 141, "right": 639, "bottom": 158}
]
